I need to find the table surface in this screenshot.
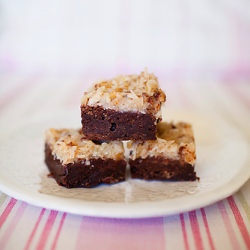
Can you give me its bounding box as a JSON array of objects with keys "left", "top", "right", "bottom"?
[{"left": 0, "top": 74, "right": 249, "bottom": 250}]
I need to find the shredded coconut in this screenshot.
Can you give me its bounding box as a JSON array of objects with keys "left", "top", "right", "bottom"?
[
  {"left": 81, "top": 69, "right": 166, "bottom": 118},
  {"left": 45, "top": 128, "right": 125, "bottom": 164},
  {"left": 127, "top": 122, "right": 196, "bottom": 165}
]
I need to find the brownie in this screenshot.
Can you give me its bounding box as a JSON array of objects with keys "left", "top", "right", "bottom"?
[
  {"left": 127, "top": 122, "right": 199, "bottom": 181},
  {"left": 81, "top": 105, "right": 157, "bottom": 140},
  {"left": 45, "top": 128, "right": 126, "bottom": 188},
  {"left": 81, "top": 70, "right": 166, "bottom": 140}
]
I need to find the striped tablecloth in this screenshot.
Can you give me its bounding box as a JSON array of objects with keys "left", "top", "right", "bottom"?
[{"left": 0, "top": 74, "right": 249, "bottom": 250}]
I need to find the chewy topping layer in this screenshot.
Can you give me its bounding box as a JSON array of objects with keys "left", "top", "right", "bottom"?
[
  {"left": 81, "top": 70, "right": 166, "bottom": 117},
  {"left": 127, "top": 122, "right": 196, "bottom": 165},
  {"left": 45, "top": 128, "right": 125, "bottom": 164}
]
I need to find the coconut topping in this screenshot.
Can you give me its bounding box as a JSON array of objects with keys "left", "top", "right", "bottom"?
[
  {"left": 127, "top": 122, "right": 196, "bottom": 165},
  {"left": 81, "top": 69, "right": 166, "bottom": 118},
  {"left": 45, "top": 128, "right": 125, "bottom": 164}
]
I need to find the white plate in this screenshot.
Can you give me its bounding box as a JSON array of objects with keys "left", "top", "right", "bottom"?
[{"left": 0, "top": 109, "right": 249, "bottom": 218}]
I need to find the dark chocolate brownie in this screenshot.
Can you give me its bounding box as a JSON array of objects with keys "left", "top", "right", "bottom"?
[
  {"left": 45, "top": 144, "right": 127, "bottom": 188},
  {"left": 80, "top": 70, "right": 166, "bottom": 141},
  {"left": 129, "top": 156, "right": 198, "bottom": 181},
  {"left": 44, "top": 128, "right": 126, "bottom": 188},
  {"left": 81, "top": 105, "right": 157, "bottom": 140},
  {"left": 127, "top": 122, "right": 199, "bottom": 181}
]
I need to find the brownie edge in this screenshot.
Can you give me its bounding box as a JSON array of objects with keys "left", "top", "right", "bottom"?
[
  {"left": 45, "top": 144, "right": 127, "bottom": 188},
  {"left": 81, "top": 105, "right": 158, "bottom": 140},
  {"left": 129, "top": 157, "right": 198, "bottom": 181}
]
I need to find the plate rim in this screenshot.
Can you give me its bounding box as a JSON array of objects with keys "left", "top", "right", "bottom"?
[{"left": 0, "top": 164, "right": 249, "bottom": 218}]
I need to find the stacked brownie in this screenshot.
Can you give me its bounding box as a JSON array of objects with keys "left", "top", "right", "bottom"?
[
  {"left": 45, "top": 129, "right": 126, "bottom": 188},
  {"left": 127, "top": 122, "right": 197, "bottom": 181},
  {"left": 45, "top": 70, "right": 198, "bottom": 188},
  {"left": 80, "top": 70, "right": 166, "bottom": 140}
]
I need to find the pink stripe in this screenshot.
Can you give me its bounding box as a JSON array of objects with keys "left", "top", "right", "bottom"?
[
  {"left": 36, "top": 210, "right": 58, "bottom": 250},
  {"left": 0, "top": 198, "right": 17, "bottom": 228},
  {"left": 76, "top": 217, "right": 165, "bottom": 250},
  {"left": 217, "top": 201, "right": 239, "bottom": 249},
  {"left": 51, "top": 212, "right": 67, "bottom": 250},
  {"left": 189, "top": 211, "right": 204, "bottom": 250},
  {"left": 227, "top": 196, "right": 250, "bottom": 248},
  {"left": 0, "top": 76, "right": 36, "bottom": 112},
  {"left": 200, "top": 208, "right": 215, "bottom": 250},
  {"left": 0, "top": 202, "right": 27, "bottom": 249},
  {"left": 24, "top": 208, "right": 46, "bottom": 250},
  {"left": 179, "top": 214, "right": 189, "bottom": 250}
]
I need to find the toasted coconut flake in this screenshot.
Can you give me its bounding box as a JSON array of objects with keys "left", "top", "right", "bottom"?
[
  {"left": 127, "top": 122, "right": 196, "bottom": 165},
  {"left": 45, "top": 128, "right": 125, "bottom": 164},
  {"left": 81, "top": 70, "right": 166, "bottom": 118}
]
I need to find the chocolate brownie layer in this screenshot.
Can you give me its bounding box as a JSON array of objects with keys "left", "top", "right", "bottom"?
[
  {"left": 80, "top": 70, "right": 166, "bottom": 140},
  {"left": 129, "top": 156, "right": 198, "bottom": 181},
  {"left": 81, "top": 105, "right": 157, "bottom": 140},
  {"left": 128, "top": 122, "right": 198, "bottom": 181},
  {"left": 45, "top": 144, "right": 127, "bottom": 188}
]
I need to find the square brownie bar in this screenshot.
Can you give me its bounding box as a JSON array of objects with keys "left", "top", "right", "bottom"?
[
  {"left": 45, "top": 128, "right": 126, "bottom": 188},
  {"left": 81, "top": 70, "right": 166, "bottom": 140},
  {"left": 127, "top": 122, "right": 198, "bottom": 181}
]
